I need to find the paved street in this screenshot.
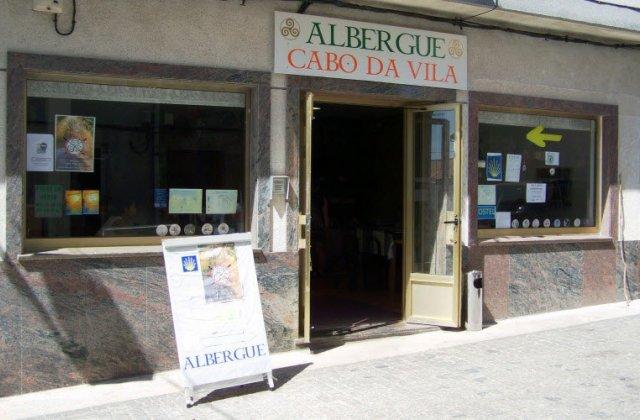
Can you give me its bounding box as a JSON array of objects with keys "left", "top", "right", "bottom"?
[{"left": 33, "top": 314, "right": 640, "bottom": 419}]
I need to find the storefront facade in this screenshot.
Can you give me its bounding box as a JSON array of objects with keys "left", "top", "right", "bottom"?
[{"left": 0, "top": 0, "right": 638, "bottom": 396}]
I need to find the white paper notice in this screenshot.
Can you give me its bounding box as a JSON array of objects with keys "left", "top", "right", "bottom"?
[
  {"left": 505, "top": 154, "right": 522, "bottom": 183},
  {"left": 27, "top": 133, "right": 54, "bottom": 172},
  {"left": 495, "top": 212, "right": 511, "bottom": 228},
  {"left": 478, "top": 185, "right": 496, "bottom": 206},
  {"left": 545, "top": 151, "right": 560, "bottom": 166},
  {"left": 526, "top": 183, "right": 547, "bottom": 203}
]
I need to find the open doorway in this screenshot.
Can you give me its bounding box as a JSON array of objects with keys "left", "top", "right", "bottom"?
[{"left": 310, "top": 103, "right": 404, "bottom": 337}]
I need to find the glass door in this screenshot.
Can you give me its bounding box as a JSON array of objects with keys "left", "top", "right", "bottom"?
[
  {"left": 404, "top": 104, "right": 462, "bottom": 327},
  {"left": 299, "top": 92, "right": 313, "bottom": 342}
]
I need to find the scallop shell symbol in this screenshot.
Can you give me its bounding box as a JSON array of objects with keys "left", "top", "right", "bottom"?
[
  {"left": 280, "top": 17, "right": 300, "bottom": 40},
  {"left": 487, "top": 158, "right": 501, "bottom": 179},
  {"left": 182, "top": 256, "right": 198, "bottom": 272},
  {"left": 448, "top": 39, "right": 464, "bottom": 58}
]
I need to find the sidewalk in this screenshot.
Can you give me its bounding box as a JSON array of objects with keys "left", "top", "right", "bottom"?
[{"left": 2, "top": 300, "right": 639, "bottom": 419}]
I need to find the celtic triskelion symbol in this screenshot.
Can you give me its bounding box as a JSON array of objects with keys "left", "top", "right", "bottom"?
[
  {"left": 280, "top": 17, "right": 300, "bottom": 40},
  {"left": 448, "top": 40, "right": 464, "bottom": 58}
]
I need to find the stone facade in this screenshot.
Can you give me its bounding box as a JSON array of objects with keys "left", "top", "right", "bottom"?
[{"left": 1, "top": 0, "right": 639, "bottom": 398}]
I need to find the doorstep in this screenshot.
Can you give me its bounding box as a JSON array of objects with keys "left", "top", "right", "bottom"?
[{"left": 308, "top": 321, "right": 441, "bottom": 350}]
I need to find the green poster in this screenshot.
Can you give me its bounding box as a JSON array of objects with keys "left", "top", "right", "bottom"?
[
  {"left": 35, "top": 184, "right": 64, "bottom": 218},
  {"left": 169, "top": 189, "right": 203, "bottom": 214}
]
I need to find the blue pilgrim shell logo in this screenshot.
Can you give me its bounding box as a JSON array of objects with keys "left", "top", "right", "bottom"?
[{"left": 181, "top": 256, "right": 198, "bottom": 272}]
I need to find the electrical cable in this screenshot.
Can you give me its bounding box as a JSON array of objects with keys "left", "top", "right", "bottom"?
[
  {"left": 54, "top": 0, "right": 76, "bottom": 36},
  {"left": 618, "top": 174, "right": 632, "bottom": 305},
  {"left": 583, "top": 0, "right": 640, "bottom": 13},
  {"left": 460, "top": 0, "right": 498, "bottom": 21},
  {"left": 289, "top": 0, "right": 640, "bottom": 49}
]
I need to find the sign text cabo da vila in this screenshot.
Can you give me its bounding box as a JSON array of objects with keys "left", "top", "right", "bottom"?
[{"left": 274, "top": 12, "right": 467, "bottom": 90}]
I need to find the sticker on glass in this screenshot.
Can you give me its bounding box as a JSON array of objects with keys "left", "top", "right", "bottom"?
[
  {"left": 511, "top": 219, "right": 520, "bottom": 228},
  {"left": 545, "top": 151, "right": 560, "bottom": 166},
  {"left": 543, "top": 219, "right": 551, "bottom": 228},
  {"left": 522, "top": 219, "right": 530, "bottom": 228},
  {"left": 553, "top": 219, "right": 561, "bottom": 228},
  {"left": 218, "top": 222, "right": 230, "bottom": 234},
  {"left": 532, "top": 219, "right": 540, "bottom": 228},
  {"left": 478, "top": 205, "right": 496, "bottom": 220},
  {"left": 495, "top": 212, "right": 511, "bottom": 229},
  {"left": 478, "top": 185, "right": 496, "bottom": 206},
  {"left": 202, "top": 223, "right": 214, "bottom": 235},
  {"left": 184, "top": 224, "right": 196, "bottom": 236},
  {"left": 169, "top": 224, "right": 181, "bottom": 236},
  {"left": 27, "top": 133, "right": 54, "bottom": 172},
  {"left": 54, "top": 115, "right": 96, "bottom": 172},
  {"left": 505, "top": 154, "right": 522, "bottom": 183},
  {"left": 156, "top": 224, "right": 168, "bottom": 236},
  {"left": 82, "top": 190, "right": 99, "bottom": 215},
  {"left": 486, "top": 153, "right": 503, "bottom": 182},
  {"left": 574, "top": 218, "right": 581, "bottom": 227},
  {"left": 64, "top": 190, "right": 83, "bottom": 215}
]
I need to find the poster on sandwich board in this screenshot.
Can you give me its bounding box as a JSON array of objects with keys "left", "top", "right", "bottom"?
[{"left": 161, "top": 233, "right": 273, "bottom": 406}]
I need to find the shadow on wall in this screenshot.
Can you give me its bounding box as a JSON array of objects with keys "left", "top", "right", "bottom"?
[{"left": 0, "top": 258, "right": 161, "bottom": 395}]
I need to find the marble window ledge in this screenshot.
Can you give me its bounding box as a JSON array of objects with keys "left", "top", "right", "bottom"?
[
  {"left": 18, "top": 246, "right": 269, "bottom": 262},
  {"left": 478, "top": 234, "right": 614, "bottom": 246}
]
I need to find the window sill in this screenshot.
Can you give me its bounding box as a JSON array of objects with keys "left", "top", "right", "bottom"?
[
  {"left": 18, "top": 245, "right": 164, "bottom": 262},
  {"left": 478, "top": 233, "right": 614, "bottom": 246},
  {"left": 17, "top": 246, "right": 269, "bottom": 263}
]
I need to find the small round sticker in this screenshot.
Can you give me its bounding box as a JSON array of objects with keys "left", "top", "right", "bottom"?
[
  {"left": 156, "top": 224, "right": 168, "bottom": 236},
  {"left": 549, "top": 168, "right": 556, "bottom": 176},
  {"left": 217, "top": 222, "right": 230, "bottom": 234},
  {"left": 563, "top": 218, "right": 571, "bottom": 227},
  {"left": 202, "top": 223, "right": 213, "bottom": 235},
  {"left": 532, "top": 219, "right": 540, "bottom": 228},
  {"left": 574, "top": 218, "right": 581, "bottom": 227},
  {"left": 184, "top": 224, "right": 196, "bottom": 236},
  {"left": 553, "top": 219, "right": 561, "bottom": 228},
  {"left": 169, "top": 224, "right": 181, "bottom": 236},
  {"left": 511, "top": 219, "right": 520, "bottom": 229},
  {"left": 543, "top": 219, "right": 551, "bottom": 228},
  {"left": 522, "top": 219, "right": 530, "bottom": 228}
]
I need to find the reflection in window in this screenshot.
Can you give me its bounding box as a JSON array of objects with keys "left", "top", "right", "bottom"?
[
  {"left": 26, "top": 81, "right": 246, "bottom": 239},
  {"left": 478, "top": 111, "right": 596, "bottom": 231}
]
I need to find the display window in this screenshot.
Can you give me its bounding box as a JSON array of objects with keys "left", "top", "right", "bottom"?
[
  {"left": 477, "top": 109, "right": 599, "bottom": 237},
  {"left": 25, "top": 80, "right": 247, "bottom": 249}
]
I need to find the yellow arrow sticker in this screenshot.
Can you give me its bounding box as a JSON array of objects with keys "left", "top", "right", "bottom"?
[{"left": 526, "top": 125, "right": 562, "bottom": 148}]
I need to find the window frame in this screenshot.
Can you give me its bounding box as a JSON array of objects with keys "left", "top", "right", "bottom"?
[
  {"left": 475, "top": 104, "right": 602, "bottom": 239},
  {"left": 22, "top": 71, "right": 252, "bottom": 253}
]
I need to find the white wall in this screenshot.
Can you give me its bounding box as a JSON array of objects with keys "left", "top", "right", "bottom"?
[{"left": 1, "top": 0, "right": 639, "bottom": 253}]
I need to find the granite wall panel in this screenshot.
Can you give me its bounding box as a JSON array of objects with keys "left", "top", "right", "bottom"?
[
  {"left": 508, "top": 244, "right": 584, "bottom": 317},
  {"left": 480, "top": 247, "right": 510, "bottom": 322},
  {"left": 582, "top": 243, "right": 617, "bottom": 306},
  {"left": 0, "top": 251, "right": 299, "bottom": 396},
  {"left": 476, "top": 241, "right": 637, "bottom": 324}
]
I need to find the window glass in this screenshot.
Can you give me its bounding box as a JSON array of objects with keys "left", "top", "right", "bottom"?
[
  {"left": 478, "top": 111, "right": 596, "bottom": 231},
  {"left": 26, "top": 81, "right": 246, "bottom": 239}
]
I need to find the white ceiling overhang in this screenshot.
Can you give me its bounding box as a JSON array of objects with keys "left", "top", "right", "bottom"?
[{"left": 347, "top": 0, "right": 640, "bottom": 45}]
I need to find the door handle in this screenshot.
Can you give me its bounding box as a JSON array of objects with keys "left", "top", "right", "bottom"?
[{"left": 444, "top": 216, "right": 459, "bottom": 226}]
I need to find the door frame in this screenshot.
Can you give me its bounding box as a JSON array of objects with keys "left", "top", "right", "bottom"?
[
  {"left": 298, "top": 91, "right": 463, "bottom": 342},
  {"left": 403, "top": 104, "right": 463, "bottom": 327}
]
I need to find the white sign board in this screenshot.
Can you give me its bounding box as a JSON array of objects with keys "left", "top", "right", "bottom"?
[
  {"left": 162, "top": 233, "right": 272, "bottom": 405},
  {"left": 274, "top": 12, "right": 467, "bottom": 89},
  {"left": 526, "top": 183, "right": 547, "bottom": 203},
  {"left": 27, "top": 133, "right": 54, "bottom": 172}
]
